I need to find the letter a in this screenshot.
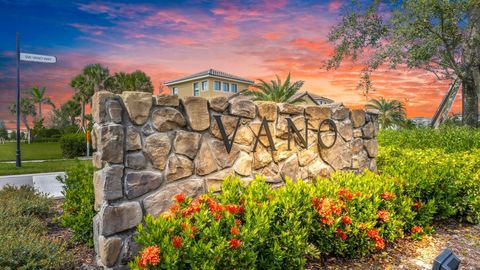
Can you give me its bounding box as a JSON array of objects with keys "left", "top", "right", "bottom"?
[{"left": 252, "top": 117, "right": 276, "bottom": 152}]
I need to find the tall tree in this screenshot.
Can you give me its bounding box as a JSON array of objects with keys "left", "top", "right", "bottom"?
[
  {"left": 60, "top": 100, "right": 81, "bottom": 125},
  {"left": 366, "top": 97, "right": 407, "bottom": 128},
  {"left": 244, "top": 73, "right": 305, "bottom": 103},
  {"left": 30, "top": 86, "right": 54, "bottom": 120},
  {"left": 83, "top": 63, "right": 110, "bottom": 93},
  {"left": 70, "top": 74, "right": 90, "bottom": 128},
  {"left": 106, "top": 70, "right": 154, "bottom": 93},
  {"left": 327, "top": 0, "right": 480, "bottom": 127},
  {"left": 9, "top": 97, "right": 36, "bottom": 132}
]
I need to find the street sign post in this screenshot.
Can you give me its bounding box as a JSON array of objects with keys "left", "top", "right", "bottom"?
[{"left": 15, "top": 33, "right": 57, "bottom": 167}]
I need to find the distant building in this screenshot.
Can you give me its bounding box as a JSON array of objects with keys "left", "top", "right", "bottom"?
[
  {"left": 165, "top": 69, "right": 254, "bottom": 98},
  {"left": 411, "top": 117, "right": 431, "bottom": 127},
  {"left": 288, "top": 91, "right": 334, "bottom": 105}
]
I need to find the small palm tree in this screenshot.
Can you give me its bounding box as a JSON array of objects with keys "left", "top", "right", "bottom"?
[
  {"left": 83, "top": 63, "right": 110, "bottom": 93},
  {"left": 60, "top": 100, "right": 81, "bottom": 125},
  {"left": 70, "top": 74, "right": 90, "bottom": 128},
  {"left": 9, "top": 97, "right": 37, "bottom": 132},
  {"left": 366, "top": 97, "right": 406, "bottom": 129},
  {"left": 106, "top": 70, "right": 154, "bottom": 93},
  {"left": 30, "top": 86, "right": 54, "bottom": 120},
  {"left": 244, "top": 73, "right": 305, "bottom": 103}
]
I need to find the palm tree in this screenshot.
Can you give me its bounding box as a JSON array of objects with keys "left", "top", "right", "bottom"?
[
  {"left": 9, "top": 97, "right": 37, "bottom": 132},
  {"left": 83, "top": 63, "right": 110, "bottom": 93},
  {"left": 30, "top": 86, "right": 54, "bottom": 120},
  {"left": 60, "top": 100, "right": 81, "bottom": 125},
  {"left": 244, "top": 73, "right": 305, "bottom": 103},
  {"left": 106, "top": 70, "right": 154, "bottom": 93},
  {"left": 129, "top": 70, "right": 154, "bottom": 93},
  {"left": 70, "top": 74, "right": 90, "bottom": 128},
  {"left": 365, "top": 97, "right": 406, "bottom": 129}
]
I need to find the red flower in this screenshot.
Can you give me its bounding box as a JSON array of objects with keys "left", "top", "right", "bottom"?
[
  {"left": 234, "top": 218, "right": 242, "bottom": 226},
  {"left": 225, "top": 204, "right": 238, "bottom": 214},
  {"left": 375, "top": 237, "right": 385, "bottom": 249},
  {"left": 336, "top": 228, "right": 348, "bottom": 240},
  {"left": 229, "top": 238, "right": 242, "bottom": 249},
  {"left": 238, "top": 206, "right": 245, "bottom": 214},
  {"left": 342, "top": 216, "right": 352, "bottom": 225},
  {"left": 377, "top": 210, "right": 390, "bottom": 222},
  {"left": 312, "top": 197, "right": 319, "bottom": 205},
  {"left": 381, "top": 191, "right": 395, "bottom": 200},
  {"left": 320, "top": 217, "right": 334, "bottom": 225},
  {"left": 411, "top": 225, "right": 423, "bottom": 234},
  {"left": 367, "top": 229, "right": 380, "bottom": 239},
  {"left": 169, "top": 203, "right": 180, "bottom": 215},
  {"left": 214, "top": 213, "right": 222, "bottom": 220},
  {"left": 138, "top": 245, "right": 161, "bottom": 268},
  {"left": 230, "top": 226, "right": 240, "bottom": 235},
  {"left": 174, "top": 193, "right": 186, "bottom": 203},
  {"left": 172, "top": 236, "right": 183, "bottom": 249},
  {"left": 338, "top": 188, "right": 353, "bottom": 200},
  {"left": 413, "top": 201, "right": 422, "bottom": 210}
]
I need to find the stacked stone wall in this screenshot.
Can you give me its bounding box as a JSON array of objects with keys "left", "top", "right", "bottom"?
[{"left": 91, "top": 91, "right": 379, "bottom": 269}]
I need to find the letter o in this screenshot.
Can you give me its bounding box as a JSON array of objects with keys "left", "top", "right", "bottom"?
[{"left": 317, "top": 119, "right": 337, "bottom": 149}]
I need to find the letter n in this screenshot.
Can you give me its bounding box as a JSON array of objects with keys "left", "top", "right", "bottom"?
[
  {"left": 287, "top": 117, "right": 308, "bottom": 150},
  {"left": 213, "top": 115, "right": 241, "bottom": 153},
  {"left": 252, "top": 117, "right": 276, "bottom": 152}
]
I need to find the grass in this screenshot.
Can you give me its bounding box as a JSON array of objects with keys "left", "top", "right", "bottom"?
[
  {"left": 0, "top": 141, "right": 63, "bottom": 161},
  {"left": 0, "top": 186, "right": 72, "bottom": 268},
  {"left": 0, "top": 159, "right": 91, "bottom": 176}
]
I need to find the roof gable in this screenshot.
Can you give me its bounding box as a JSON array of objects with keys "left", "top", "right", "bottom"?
[{"left": 165, "top": 69, "right": 254, "bottom": 85}]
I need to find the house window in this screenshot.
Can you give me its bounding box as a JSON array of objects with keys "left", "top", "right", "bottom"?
[
  {"left": 231, "top": 84, "right": 237, "bottom": 93},
  {"left": 214, "top": 81, "right": 221, "bottom": 91},
  {"left": 223, "top": 82, "right": 229, "bottom": 92},
  {"left": 193, "top": 82, "right": 199, "bottom": 96},
  {"left": 201, "top": 81, "right": 208, "bottom": 91},
  {"left": 172, "top": 87, "right": 178, "bottom": 95}
]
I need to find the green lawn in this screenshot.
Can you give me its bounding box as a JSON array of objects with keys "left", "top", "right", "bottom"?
[
  {"left": 0, "top": 142, "right": 63, "bottom": 161},
  {"left": 0, "top": 159, "right": 91, "bottom": 176}
]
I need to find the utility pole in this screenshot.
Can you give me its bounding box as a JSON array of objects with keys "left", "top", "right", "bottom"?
[{"left": 16, "top": 33, "right": 21, "bottom": 167}]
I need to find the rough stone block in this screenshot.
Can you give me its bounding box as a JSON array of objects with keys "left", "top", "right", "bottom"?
[
  {"left": 364, "top": 139, "right": 378, "bottom": 157},
  {"left": 107, "top": 100, "right": 123, "bottom": 124},
  {"left": 166, "top": 155, "right": 193, "bottom": 181},
  {"left": 337, "top": 119, "right": 353, "bottom": 142},
  {"left": 125, "top": 171, "right": 163, "bottom": 199},
  {"left": 361, "top": 122, "right": 375, "bottom": 139},
  {"left": 233, "top": 152, "right": 252, "bottom": 176},
  {"left": 235, "top": 126, "right": 254, "bottom": 146},
  {"left": 253, "top": 144, "right": 272, "bottom": 169},
  {"left": 143, "top": 180, "right": 205, "bottom": 217},
  {"left": 280, "top": 154, "right": 299, "bottom": 180},
  {"left": 229, "top": 96, "right": 256, "bottom": 119},
  {"left": 210, "top": 139, "right": 240, "bottom": 168},
  {"left": 126, "top": 127, "right": 142, "bottom": 151},
  {"left": 194, "top": 139, "right": 218, "bottom": 175},
  {"left": 100, "top": 201, "right": 143, "bottom": 236},
  {"left": 173, "top": 130, "right": 201, "bottom": 159},
  {"left": 256, "top": 101, "right": 277, "bottom": 121},
  {"left": 145, "top": 133, "right": 171, "bottom": 170},
  {"left": 319, "top": 135, "right": 352, "bottom": 170},
  {"left": 156, "top": 94, "right": 179, "bottom": 106},
  {"left": 210, "top": 114, "right": 239, "bottom": 139},
  {"left": 92, "top": 91, "right": 115, "bottom": 124},
  {"left": 351, "top": 109, "right": 366, "bottom": 128},
  {"left": 98, "top": 124, "right": 124, "bottom": 164},
  {"left": 278, "top": 103, "right": 304, "bottom": 114},
  {"left": 182, "top": 96, "right": 210, "bottom": 131},
  {"left": 99, "top": 235, "right": 123, "bottom": 267},
  {"left": 152, "top": 107, "right": 186, "bottom": 132},
  {"left": 94, "top": 165, "right": 124, "bottom": 211},
  {"left": 209, "top": 96, "right": 229, "bottom": 112},
  {"left": 126, "top": 151, "right": 146, "bottom": 170},
  {"left": 121, "top": 91, "right": 152, "bottom": 125}
]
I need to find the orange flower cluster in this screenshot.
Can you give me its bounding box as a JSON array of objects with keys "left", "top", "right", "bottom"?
[
  {"left": 174, "top": 192, "right": 186, "bottom": 203},
  {"left": 172, "top": 235, "right": 183, "bottom": 249},
  {"left": 335, "top": 228, "right": 348, "bottom": 240},
  {"left": 312, "top": 197, "right": 343, "bottom": 225},
  {"left": 367, "top": 229, "right": 385, "bottom": 250},
  {"left": 138, "top": 245, "right": 161, "bottom": 268},
  {"left": 377, "top": 210, "right": 390, "bottom": 222},
  {"left": 230, "top": 226, "right": 240, "bottom": 235},
  {"left": 229, "top": 238, "right": 242, "bottom": 249},
  {"left": 381, "top": 191, "right": 395, "bottom": 200},
  {"left": 342, "top": 216, "right": 352, "bottom": 225},
  {"left": 411, "top": 225, "right": 423, "bottom": 234},
  {"left": 413, "top": 201, "right": 422, "bottom": 210},
  {"left": 338, "top": 188, "right": 354, "bottom": 200}
]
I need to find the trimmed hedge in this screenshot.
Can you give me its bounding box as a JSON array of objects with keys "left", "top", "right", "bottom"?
[{"left": 60, "top": 133, "right": 87, "bottom": 158}]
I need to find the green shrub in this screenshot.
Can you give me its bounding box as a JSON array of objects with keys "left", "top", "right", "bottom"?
[
  {"left": 0, "top": 186, "right": 72, "bottom": 269},
  {"left": 58, "top": 161, "right": 95, "bottom": 246},
  {"left": 378, "top": 146, "right": 480, "bottom": 223},
  {"left": 60, "top": 133, "right": 87, "bottom": 158},
  {"left": 378, "top": 127, "right": 480, "bottom": 152}
]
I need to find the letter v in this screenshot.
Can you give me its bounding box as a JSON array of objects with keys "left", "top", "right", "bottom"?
[{"left": 213, "top": 115, "right": 241, "bottom": 154}]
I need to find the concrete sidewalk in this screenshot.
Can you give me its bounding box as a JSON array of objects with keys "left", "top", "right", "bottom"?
[{"left": 0, "top": 172, "right": 65, "bottom": 198}]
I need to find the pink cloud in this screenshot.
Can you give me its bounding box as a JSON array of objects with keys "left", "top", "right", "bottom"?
[{"left": 328, "top": 0, "right": 342, "bottom": 12}]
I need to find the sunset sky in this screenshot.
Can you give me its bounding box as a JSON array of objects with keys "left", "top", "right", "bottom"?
[{"left": 0, "top": 0, "right": 461, "bottom": 129}]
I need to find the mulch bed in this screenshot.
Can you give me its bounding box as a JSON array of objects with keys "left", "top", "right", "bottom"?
[
  {"left": 46, "top": 199, "right": 480, "bottom": 269},
  {"left": 46, "top": 199, "right": 98, "bottom": 270},
  {"left": 307, "top": 221, "right": 480, "bottom": 270}
]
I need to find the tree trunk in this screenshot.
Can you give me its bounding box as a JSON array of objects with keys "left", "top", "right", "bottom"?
[
  {"left": 38, "top": 102, "right": 42, "bottom": 120},
  {"left": 22, "top": 114, "right": 30, "bottom": 132},
  {"left": 81, "top": 101, "right": 85, "bottom": 128},
  {"left": 462, "top": 75, "right": 479, "bottom": 127}
]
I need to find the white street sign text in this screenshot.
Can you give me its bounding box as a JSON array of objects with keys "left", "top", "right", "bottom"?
[{"left": 20, "top": 53, "right": 57, "bottom": 63}]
